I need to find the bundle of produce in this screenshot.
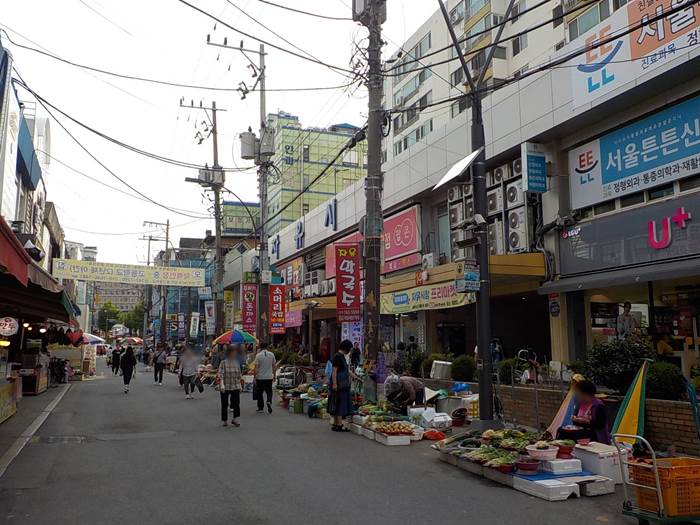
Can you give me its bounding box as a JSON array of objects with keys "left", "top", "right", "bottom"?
[
  {"left": 430, "top": 429, "right": 481, "bottom": 451},
  {"left": 358, "top": 404, "right": 379, "bottom": 415},
  {"left": 374, "top": 422, "right": 414, "bottom": 435},
  {"left": 368, "top": 414, "right": 410, "bottom": 423}
]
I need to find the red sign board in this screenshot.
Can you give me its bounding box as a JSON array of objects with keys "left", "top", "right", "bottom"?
[
  {"left": 269, "top": 284, "right": 286, "bottom": 334},
  {"left": 335, "top": 244, "right": 361, "bottom": 323},
  {"left": 325, "top": 205, "right": 421, "bottom": 278},
  {"left": 241, "top": 283, "right": 257, "bottom": 334}
]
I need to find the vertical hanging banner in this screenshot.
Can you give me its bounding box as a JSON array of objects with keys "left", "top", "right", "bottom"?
[
  {"left": 204, "top": 301, "right": 215, "bottom": 336},
  {"left": 335, "top": 243, "right": 361, "bottom": 322},
  {"left": 269, "top": 284, "right": 286, "bottom": 334},
  {"left": 189, "top": 312, "right": 200, "bottom": 338},
  {"left": 177, "top": 313, "right": 186, "bottom": 339},
  {"left": 242, "top": 283, "right": 258, "bottom": 334}
]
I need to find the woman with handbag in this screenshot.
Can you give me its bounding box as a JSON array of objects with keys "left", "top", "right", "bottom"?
[
  {"left": 179, "top": 346, "right": 199, "bottom": 400},
  {"left": 328, "top": 340, "right": 354, "bottom": 432}
]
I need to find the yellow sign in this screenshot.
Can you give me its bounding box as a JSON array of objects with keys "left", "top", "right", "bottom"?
[
  {"left": 52, "top": 259, "right": 205, "bottom": 287},
  {"left": 0, "top": 382, "right": 17, "bottom": 424},
  {"left": 380, "top": 282, "right": 474, "bottom": 315}
]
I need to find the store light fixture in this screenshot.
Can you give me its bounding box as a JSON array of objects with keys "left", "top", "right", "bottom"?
[
  {"left": 22, "top": 322, "right": 29, "bottom": 328},
  {"left": 39, "top": 328, "right": 47, "bottom": 333},
  {"left": 0, "top": 340, "right": 10, "bottom": 347},
  {"left": 27, "top": 326, "right": 32, "bottom": 331}
]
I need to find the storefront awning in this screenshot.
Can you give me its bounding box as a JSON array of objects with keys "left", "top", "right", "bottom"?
[
  {"left": 28, "top": 262, "right": 64, "bottom": 293},
  {"left": 0, "top": 217, "right": 31, "bottom": 286},
  {"left": 0, "top": 273, "right": 73, "bottom": 322},
  {"left": 288, "top": 296, "right": 337, "bottom": 312},
  {"left": 539, "top": 257, "right": 700, "bottom": 294}
]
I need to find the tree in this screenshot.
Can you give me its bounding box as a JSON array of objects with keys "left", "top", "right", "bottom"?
[
  {"left": 97, "top": 302, "right": 120, "bottom": 333},
  {"left": 118, "top": 301, "right": 146, "bottom": 334}
]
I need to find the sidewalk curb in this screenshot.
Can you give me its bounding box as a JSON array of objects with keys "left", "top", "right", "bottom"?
[{"left": 0, "top": 384, "right": 71, "bottom": 478}]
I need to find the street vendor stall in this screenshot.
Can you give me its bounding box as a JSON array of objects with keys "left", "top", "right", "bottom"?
[{"left": 48, "top": 344, "right": 85, "bottom": 381}]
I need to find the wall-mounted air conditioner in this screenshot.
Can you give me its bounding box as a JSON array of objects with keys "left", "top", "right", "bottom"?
[
  {"left": 487, "top": 188, "right": 503, "bottom": 216},
  {"left": 505, "top": 178, "right": 524, "bottom": 209}
]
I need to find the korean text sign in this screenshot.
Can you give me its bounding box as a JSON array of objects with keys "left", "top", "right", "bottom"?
[
  {"left": 569, "top": 94, "right": 700, "bottom": 209},
  {"left": 335, "top": 244, "right": 361, "bottom": 323},
  {"left": 51, "top": 259, "right": 205, "bottom": 287},
  {"left": 269, "top": 284, "right": 286, "bottom": 334},
  {"left": 241, "top": 283, "right": 257, "bottom": 334}
]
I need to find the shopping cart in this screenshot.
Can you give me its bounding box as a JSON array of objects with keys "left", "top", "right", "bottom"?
[{"left": 613, "top": 433, "right": 700, "bottom": 525}]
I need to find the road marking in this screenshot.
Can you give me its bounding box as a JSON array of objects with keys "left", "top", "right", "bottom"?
[{"left": 0, "top": 384, "right": 71, "bottom": 478}]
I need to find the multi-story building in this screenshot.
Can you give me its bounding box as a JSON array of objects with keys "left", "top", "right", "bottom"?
[
  {"left": 94, "top": 282, "right": 144, "bottom": 313},
  {"left": 266, "top": 111, "right": 367, "bottom": 234},
  {"left": 224, "top": 0, "right": 700, "bottom": 370}
]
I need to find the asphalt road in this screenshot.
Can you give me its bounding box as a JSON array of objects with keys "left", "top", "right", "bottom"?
[{"left": 0, "top": 360, "right": 631, "bottom": 525}]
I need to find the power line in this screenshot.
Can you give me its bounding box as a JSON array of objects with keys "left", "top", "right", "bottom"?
[
  {"left": 13, "top": 78, "right": 250, "bottom": 173},
  {"left": 256, "top": 0, "right": 352, "bottom": 21},
  {"left": 11, "top": 72, "right": 211, "bottom": 220},
  {"left": 0, "top": 28, "right": 355, "bottom": 93},
  {"left": 176, "top": 0, "right": 363, "bottom": 80},
  {"left": 63, "top": 218, "right": 208, "bottom": 237}
]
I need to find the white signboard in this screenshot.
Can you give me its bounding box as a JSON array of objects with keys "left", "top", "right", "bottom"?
[{"left": 568, "top": 0, "right": 700, "bottom": 108}]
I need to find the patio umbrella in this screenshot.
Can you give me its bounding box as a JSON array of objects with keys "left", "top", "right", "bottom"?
[
  {"left": 612, "top": 359, "right": 651, "bottom": 444},
  {"left": 122, "top": 337, "right": 143, "bottom": 345},
  {"left": 82, "top": 333, "right": 105, "bottom": 344},
  {"left": 213, "top": 329, "right": 257, "bottom": 345}
]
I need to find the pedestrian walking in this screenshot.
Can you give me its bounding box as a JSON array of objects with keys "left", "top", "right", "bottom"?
[
  {"left": 179, "top": 346, "right": 199, "bottom": 399},
  {"left": 218, "top": 345, "right": 244, "bottom": 427},
  {"left": 153, "top": 345, "right": 167, "bottom": 385},
  {"left": 328, "top": 339, "right": 353, "bottom": 432},
  {"left": 254, "top": 342, "right": 276, "bottom": 414},
  {"left": 120, "top": 346, "right": 137, "bottom": 394},
  {"left": 111, "top": 347, "right": 121, "bottom": 375}
]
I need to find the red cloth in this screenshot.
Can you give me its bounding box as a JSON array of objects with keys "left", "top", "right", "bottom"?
[{"left": 0, "top": 217, "right": 31, "bottom": 286}]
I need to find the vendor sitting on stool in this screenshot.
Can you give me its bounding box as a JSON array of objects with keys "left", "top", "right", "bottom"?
[
  {"left": 557, "top": 380, "right": 611, "bottom": 444},
  {"left": 385, "top": 374, "right": 425, "bottom": 413}
]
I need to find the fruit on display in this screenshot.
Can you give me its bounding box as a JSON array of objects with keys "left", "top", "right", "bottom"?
[{"left": 374, "top": 422, "right": 414, "bottom": 435}]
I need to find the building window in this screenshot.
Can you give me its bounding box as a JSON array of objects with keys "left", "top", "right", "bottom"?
[
  {"left": 302, "top": 145, "right": 310, "bottom": 162},
  {"left": 393, "top": 140, "right": 403, "bottom": 156},
  {"left": 451, "top": 67, "right": 464, "bottom": 87},
  {"left": 648, "top": 182, "right": 674, "bottom": 201},
  {"left": 494, "top": 46, "right": 507, "bottom": 59},
  {"left": 511, "top": 0, "right": 524, "bottom": 23},
  {"left": 512, "top": 33, "right": 528, "bottom": 56},
  {"left": 302, "top": 204, "right": 309, "bottom": 215},
  {"left": 467, "top": 0, "right": 487, "bottom": 18},
  {"left": 451, "top": 96, "right": 471, "bottom": 118},
  {"left": 393, "top": 32, "right": 432, "bottom": 83},
  {"left": 679, "top": 174, "right": 700, "bottom": 192},
  {"left": 613, "top": 0, "right": 627, "bottom": 11},
  {"left": 593, "top": 200, "right": 615, "bottom": 215},
  {"left": 450, "top": 1, "right": 465, "bottom": 25},
  {"left": 552, "top": 5, "right": 563, "bottom": 27},
  {"left": 555, "top": 40, "right": 566, "bottom": 51},
  {"left": 620, "top": 192, "right": 645, "bottom": 208},
  {"left": 568, "top": 0, "right": 610, "bottom": 41}
]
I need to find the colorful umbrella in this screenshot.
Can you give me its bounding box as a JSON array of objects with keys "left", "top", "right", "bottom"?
[
  {"left": 82, "top": 333, "right": 105, "bottom": 344},
  {"left": 612, "top": 359, "right": 651, "bottom": 444},
  {"left": 213, "top": 329, "right": 257, "bottom": 345}
]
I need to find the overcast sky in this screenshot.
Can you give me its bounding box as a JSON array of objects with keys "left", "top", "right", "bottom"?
[{"left": 2, "top": 0, "right": 437, "bottom": 264}]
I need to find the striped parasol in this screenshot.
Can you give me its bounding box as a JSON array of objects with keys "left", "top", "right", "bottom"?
[{"left": 213, "top": 329, "right": 257, "bottom": 345}]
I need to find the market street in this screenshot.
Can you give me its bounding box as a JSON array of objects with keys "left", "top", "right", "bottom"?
[{"left": 0, "top": 361, "right": 627, "bottom": 525}]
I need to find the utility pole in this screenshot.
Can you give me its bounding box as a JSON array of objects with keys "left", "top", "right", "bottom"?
[
  {"left": 437, "top": 0, "right": 516, "bottom": 421},
  {"left": 140, "top": 235, "right": 154, "bottom": 344},
  {"left": 182, "top": 98, "right": 227, "bottom": 338},
  {"left": 356, "top": 0, "right": 386, "bottom": 364},
  {"left": 144, "top": 220, "right": 170, "bottom": 344}
]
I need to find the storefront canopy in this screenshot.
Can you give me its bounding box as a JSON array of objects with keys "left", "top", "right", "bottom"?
[
  {"left": 0, "top": 217, "right": 32, "bottom": 286},
  {"left": 0, "top": 272, "right": 73, "bottom": 322},
  {"left": 539, "top": 257, "right": 700, "bottom": 294}
]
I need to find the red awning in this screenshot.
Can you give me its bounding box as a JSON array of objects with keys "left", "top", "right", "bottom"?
[{"left": 0, "top": 216, "right": 31, "bottom": 286}]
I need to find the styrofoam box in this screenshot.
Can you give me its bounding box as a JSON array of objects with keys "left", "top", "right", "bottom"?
[
  {"left": 483, "top": 467, "right": 514, "bottom": 487},
  {"left": 362, "top": 427, "right": 375, "bottom": 440},
  {"left": 541, "top": 459, "right": 582, "bottom": 475},
  {"left": 513, "top": 477, "right": 580, "bottom": 501},
  {"left": 375, "top": 432, "right": 411, "bottom": 446},
  {"left": 579, "top": 477, "right": 615, "bottom": 497},
  {"left": 457, "top": 457, "right": 484, "bottom": 476},
  {"left": 573, "top": 443, "right": 629, "bottom": 484},
  {"left": 352, "top": 415, "right": 368, "bottom": 426},
  {"left": 350, "top": 423, "right": 363, "bottom": 435},
  {"left": 430, "top": 414, "right": 453, "bottom": 431}
]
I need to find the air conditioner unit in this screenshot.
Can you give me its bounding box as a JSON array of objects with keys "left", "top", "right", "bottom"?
[
  {"left": 310, "top": 283, "right": 320, "bottom": 297},
  {"left": 449, "top": 202, "right": 465, "bottom": 227},
  {"left": 487, "top": 188, "right": 504, "bottom": 216},
  {"left": 319, "top": 281, "right": 329, "bottom": 296},
  {"left": 463, "top": 182, "right": 473, "bottom": 197},
  {"left": 505, "top": 178, "right": 524, "bottom": 209},
  {"left": 305, "top": 269, "right": 326, "bottom": 286},
  {"left": 303, "top": 285, "right": 312, "bottom": 298},
  {"left": 507, "top": 206, "right": 530, "bottom": 253},
  {"left": 421, "top": 253, "right": 435, "bottom": 269},
  {"left": 488, "top": 219, "right": 505, "bottom": 255},
  {"left": 464, "top": 197, "right": 474, "bottom": 219},
  {"left": 450, "top": 231, "right": 465, "bottom": 262},
  {"left": 328, "top": 278, "right": 336, "bottom": 294},
  {"left": 490, "top": 164, "right": 509, "bottom": 186},
  {"left": 448, "top": 185, "right": 462, "bottom": 203},
  {"left": 511, "top": 157, "right": 523, "bottom": 178}
]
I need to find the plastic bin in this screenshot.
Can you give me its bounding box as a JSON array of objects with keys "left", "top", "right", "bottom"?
[{"left": 630, "top": 457, "right": 700, "bottom": 517}]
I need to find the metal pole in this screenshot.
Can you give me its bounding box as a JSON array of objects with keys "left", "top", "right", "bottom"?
[
  {"left": 257, "top": 44, "right": 270, "bottom": 345},
  {"left": 211, "top": 101, "right": 225, "bottom": 338},
  {"left": 436, "top": 0, "right": 515, "bottom": 421},
  {"left": 142, "top": 236, "right": 152, "bottom": 343},
  {"left": 160, "top": 220, "right": 170, "bottom": 343},
  {"left": 362, "top": 0, "right": 385, "bottom": 367}
]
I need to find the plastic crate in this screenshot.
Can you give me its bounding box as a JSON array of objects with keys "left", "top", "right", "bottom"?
[{"left": 630, "top": 457, "right": 700, "bottom": 517}]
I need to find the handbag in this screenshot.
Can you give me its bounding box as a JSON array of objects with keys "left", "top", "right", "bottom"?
[
  {"left": 195, "top": 376, "right": 204, "bottom": 393},
  {"left": 178, "top": 371, "right": 184, "bottom": 386}
]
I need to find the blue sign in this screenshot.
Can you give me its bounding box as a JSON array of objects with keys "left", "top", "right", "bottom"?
[
  {"left": 324, "top": 199, "right": 338, "bottom": 231},
  {"left": 525, "top": 153, "right": 547, "bottom": 193},
  {"left": 294, "top": 220, "right": 304, "bottom": 250}
]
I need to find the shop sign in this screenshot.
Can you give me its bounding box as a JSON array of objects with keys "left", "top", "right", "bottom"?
[
  {"left": 52, "top": 259, "right": 205, "bottom": 287},
  {"left": 177, "top": 313, "right": 186, "bottom": 339},
  {"left": 269, "top": 284, "right": 286, "bottom": 334},
  {"left": 324, "top": 198, "right": 338, "bottom": 231},
  {"left": 559, "top": 193, "right": 700, "bottom": 275},
  {"left": 548, "top": 293, "right": 561, "bottom": 318},
  {"left": 0, "top": 317, "right": 19, "bottom": 336},
  {"left": 380, "top": 282, "right": 475, "bottom": 315},
  {"left": 189, "top": 312, "right": 200, "bottom": 338},
  {"left": 325, "top": 205, "right": 422, "bottom": 277},
  {"left": 569, "top": 94, "right": 700, "bottom": 209},
  {"left": 197, "top": 286, "right": 212, "bottom": 300},
  {"left": 294, "top": 220, "right": 305, "bottom": 250},
  {"left": 521, "top": 142, "right": 548, "bottom": 193},
  {"left": 153, "top": 319, "right": 161, "bottom": 342},
  {"left": 335, "top": 244, "right": 361, "bottom": 323},
  {"left": 242, "top": 283, "right": 257, "bottom": 334},
  {"left": 204, "top": 301, "right": 215, "bottom": 336},
  {"left": 243, "top": 272, "right": 258, "bottom": 284},
  {"left": 271, "top": 235, "right": 280, "bottom": 261},
  {"left": 224, "top": 290, "right": 234, "bottom": 302},
  {"left": 223, "top": 201, "right": 258, "bottom": 235},
  {"left": 341, "top": 321, "right": 363, "bottom": 352},
  {"left": 566, "top": 0, "right": 700, "bottom": 108},
  {"left": 285, "top": 309, "right": 303, "bottom": 328},
  {"left": 463, "top": 263, "right": 481, "bottom": 292}
]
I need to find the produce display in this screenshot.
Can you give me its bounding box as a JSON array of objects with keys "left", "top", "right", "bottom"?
[{"left": 374, "top": 422, "right": 414, "bottom": 435}]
